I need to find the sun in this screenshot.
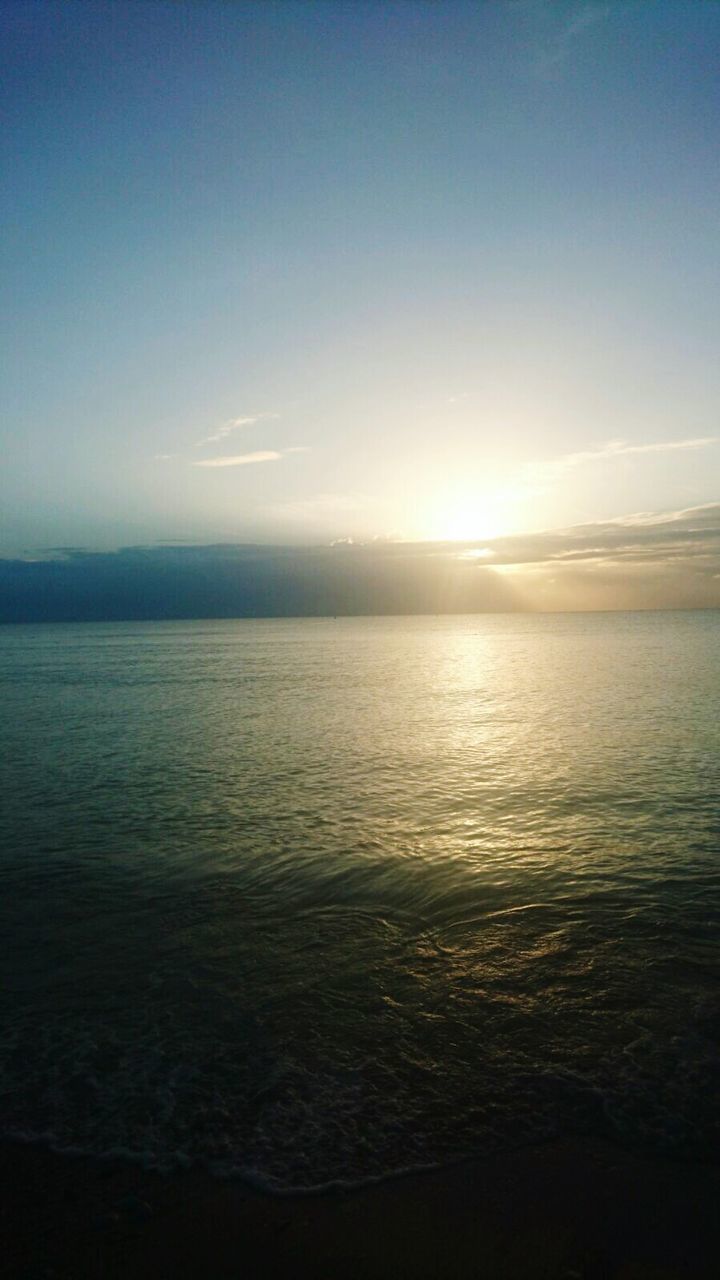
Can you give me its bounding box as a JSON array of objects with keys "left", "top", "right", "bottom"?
[{"left": 420, "top": 488, "right": 512, "bottom": 543}]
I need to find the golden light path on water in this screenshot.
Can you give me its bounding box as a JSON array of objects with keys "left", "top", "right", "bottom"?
[{"left": 0, "top": 614, "right": 718, "bottom": 1189}]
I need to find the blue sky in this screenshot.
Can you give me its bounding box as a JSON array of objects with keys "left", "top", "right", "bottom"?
[{"left": 1, "top": 1, "right": 719, "bottom": 612}]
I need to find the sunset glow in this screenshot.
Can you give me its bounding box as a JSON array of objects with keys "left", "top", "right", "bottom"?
[
  {"left": 417, "top": 488, "right": 520, "bottom": 544},
  {"left": 2, "top": 9, "right": 720, "bottom": 1273},
  {"left": 1, "top": 0, "right": 718, "bottom": 614}
]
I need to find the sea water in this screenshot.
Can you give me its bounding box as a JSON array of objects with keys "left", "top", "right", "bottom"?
[{"left": 0, "top": 612, "right": 718, "bottom": 1189}]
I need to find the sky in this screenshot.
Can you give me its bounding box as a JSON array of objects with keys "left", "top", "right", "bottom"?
[{"left": 1, "top": 0, "right": 719, "bottom": 616}]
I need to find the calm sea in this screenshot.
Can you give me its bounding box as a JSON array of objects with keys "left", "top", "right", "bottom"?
[{"left": 0, "top": 613, "right": 718, "bottom": 1189}]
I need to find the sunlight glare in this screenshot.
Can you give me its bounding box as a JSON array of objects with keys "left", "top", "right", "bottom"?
[{"left": 421, "top": 489, "right": 513, "bottom": 543}]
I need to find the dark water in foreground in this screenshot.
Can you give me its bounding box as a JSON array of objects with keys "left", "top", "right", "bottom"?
[{"left": 0, "top": 613, "right": 718, "bottom": 1190}]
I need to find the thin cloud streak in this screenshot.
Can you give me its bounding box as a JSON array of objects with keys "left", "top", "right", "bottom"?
[
  {"left": 194, "top": 451, "right": 282, "bottom": 468},
  {"left": 263, "top": 492, "right": 372, "bottom": 521},
  {"left": 604, "top": 502, "right": 720, "bottom": 528},
  {"left": 528, "top": 436, "right": 718, "bottom": 485},
  {"left": 534, "top": 2, "right": 611, "bottom": 79},
  {"left": 195, "top": 413, "right": 278, "bottom": 447},
  {"left": 562, "top": 436, "right": 717, "bottom": 467}
]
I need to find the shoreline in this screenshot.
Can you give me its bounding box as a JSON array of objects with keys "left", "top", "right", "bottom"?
[{"left": 3, "top": 1136, "right": 720, "bottom": 1278}]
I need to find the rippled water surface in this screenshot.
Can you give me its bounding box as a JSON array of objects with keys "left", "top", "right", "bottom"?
[{"left": 1, "top": 613, "right": 719, "bottom": 1188}]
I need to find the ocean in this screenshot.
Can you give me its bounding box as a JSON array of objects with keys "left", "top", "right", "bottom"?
[{"left": 0, "top": 612, "right": 718, "bottom": 1190}]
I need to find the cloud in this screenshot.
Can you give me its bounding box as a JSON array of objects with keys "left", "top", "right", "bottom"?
[
  {"left": 563, "top": 3, "right": 610, "bottom": 40},
  {"left": 2, "top": 502, "right": 719, "bottom": 621},
  {"left": 534, "top": 3, "right": 611, "bottom": 79},
  {"left": 193, "top": 445, "right": 309, "bottom": 468},
  {"left": 195, "top": 413, "right": 278, "bottom": 447},
  {"left": 562, "top": 435, "right": 717, "bottom": 467},
  {"left": 603, "top": 502, "right": 720, "bottom": 529},
  {"left": 193, "top": 451, "right": 282, "bottom": 468},
  {"left": 456, "top": 502, "right": 720, "bottom": 571},
  {"left": 527, "top": 436, "right": 718, "bottom": 487},
  {"left": 262, "top": 492, "right": 372, "bottom": 523},
  {"left": 311, "top": 502, "right": 720, "bottom": 577}
]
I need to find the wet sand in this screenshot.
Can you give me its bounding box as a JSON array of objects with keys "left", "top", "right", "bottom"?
[{"left": 3, "top": 1137, "right": 719, "bottom": 1278}]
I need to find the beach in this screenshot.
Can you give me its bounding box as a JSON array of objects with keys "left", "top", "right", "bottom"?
[{"left": 4, "top": 1137, "right": 720, "bottom": 1278}]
